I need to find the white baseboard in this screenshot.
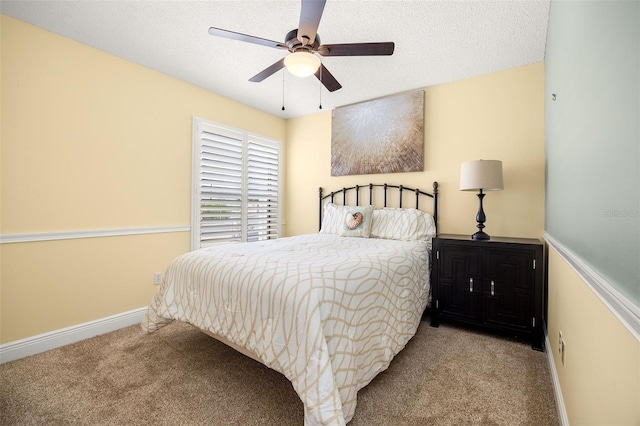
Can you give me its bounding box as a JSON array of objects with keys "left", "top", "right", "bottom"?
[
  {"left": 0, "top": 307, "right": 147, "bottom": 364},
  {"left": 545, "top": 330, "right": 569, "bottom": 426}
]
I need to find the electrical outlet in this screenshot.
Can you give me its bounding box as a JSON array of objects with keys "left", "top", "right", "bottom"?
[
  {"left": 558, "top": 331, "right": 563, "bottom": 352},
  {"left": 154, "top": 272, "right": 163, "bottom": 285},
  {"left": 558, "top": 330, "right": 566, "bottom": 366}
]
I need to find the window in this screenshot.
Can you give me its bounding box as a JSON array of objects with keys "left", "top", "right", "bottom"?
[{"left": 191, "top": 117, "right": 281, "bottom": 250}]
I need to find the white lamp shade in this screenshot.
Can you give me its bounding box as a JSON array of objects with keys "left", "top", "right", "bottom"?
[
  {"left": 284, "top": 52, "right": 321, "bottom": 77},
  {"left": 460, "top": 160, "right": 504, "bottom": 191}
]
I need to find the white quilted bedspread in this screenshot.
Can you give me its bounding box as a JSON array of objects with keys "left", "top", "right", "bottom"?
[{"left": 142, "top": 234, "right": 430, "bottom": 425}]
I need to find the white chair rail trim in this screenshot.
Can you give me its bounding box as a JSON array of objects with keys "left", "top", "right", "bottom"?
[
  {"left": 544, "top": 232, "right": 640, "bottom": 343},
  {"left": 0, "top": 226, "right": 190, "bottom": 244},
  {"left": 0, "top": 307, "right": 147, "bottom": 364}
]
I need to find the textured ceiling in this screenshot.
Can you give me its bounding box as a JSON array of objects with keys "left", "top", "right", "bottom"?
[{"left": 1, "top": 0, "right": 550, "bottom": 119}]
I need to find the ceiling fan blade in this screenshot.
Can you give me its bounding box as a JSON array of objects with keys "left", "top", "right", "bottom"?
[
  {"left": 208, "top": 27, "right": 288, "bottom": 50},
  {"left": 317, "top": 42, "right": 395, "bottom": 56},
  {"left": 249, "top": 58, "right": 286, "bottom": 82},
  {"left": 298, "top": 0, "right": 326, "bottom": 45},
  {"left": 315, "top": 64, "right": 342, "bottom": 92}
]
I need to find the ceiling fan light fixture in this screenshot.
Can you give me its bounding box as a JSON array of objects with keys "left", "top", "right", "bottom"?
[{"left": 284, "top": 51, "right": 321, "bottom": 77}]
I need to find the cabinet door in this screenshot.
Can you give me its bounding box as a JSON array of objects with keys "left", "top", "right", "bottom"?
[
  {"left": 437, "top": 244, "right": 482, "bottom": 322},
  {"left": 483, "top": 248, "right": 534, "bottom": 331}
]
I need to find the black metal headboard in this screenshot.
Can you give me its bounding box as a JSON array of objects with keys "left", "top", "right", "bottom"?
[{"left": 318, "top": 182, "right": 439, "bottom": 232}]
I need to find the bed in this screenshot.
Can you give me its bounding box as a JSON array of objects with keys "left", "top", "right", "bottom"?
[{"left": 141, "top": 182, "right": 439, "bottom": 425}]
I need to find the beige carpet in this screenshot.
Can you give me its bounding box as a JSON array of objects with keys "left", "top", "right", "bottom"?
[{"left": 0, "top": 318, "right": 558, "bottom": 425}]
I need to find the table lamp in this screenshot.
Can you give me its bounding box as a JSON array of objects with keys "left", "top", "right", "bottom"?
[{"left": 460, "top": 160, "right": 504, "bottom": 240}]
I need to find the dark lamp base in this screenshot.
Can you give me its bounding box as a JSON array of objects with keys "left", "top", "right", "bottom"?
[
  {"left": 472, "top": 231, "right": 490, "bottom": 241},
  {"left": 471, "top": 190, "right": 490, "bottom": 241}
]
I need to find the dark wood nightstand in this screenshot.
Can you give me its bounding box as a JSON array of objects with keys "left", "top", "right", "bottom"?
[{"left": 430, "top": 234, "right": 545, "bottom": 351}]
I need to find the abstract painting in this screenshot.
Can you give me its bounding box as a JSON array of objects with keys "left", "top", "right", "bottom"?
[{"left": 331, "top": 91, "right": 424, "bottom": 176}]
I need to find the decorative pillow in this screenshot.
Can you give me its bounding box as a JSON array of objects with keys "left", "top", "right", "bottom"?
[
  {"left": 319, "top": 203, "right": 342, "bottom": 235},
  {"left": 370, "top": 208, "right": 436, "bottom": 242},
  {"left": 320, "top": 203, "right": 374, "bottom": 237},
  {"left": 339, "top": 205, "right": 374, "bottom": 238}
]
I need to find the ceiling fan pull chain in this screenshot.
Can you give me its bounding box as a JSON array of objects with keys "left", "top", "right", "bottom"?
[
  {"left": 282, "top": 70, "right": 286, "bottom": 111},
  {"left": 319, "top": 66, "right": 323, "bottom": 110}
]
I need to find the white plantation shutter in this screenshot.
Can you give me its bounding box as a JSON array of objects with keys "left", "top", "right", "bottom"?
[
  {"left": 192, "top": 118, "right": 281, "bottom": 249},
  {"left": 198, "top": 126, "right": 243, "bottom": 246},
  {"left": 247, "top": 137, "right": 280, "bottom": 242}
]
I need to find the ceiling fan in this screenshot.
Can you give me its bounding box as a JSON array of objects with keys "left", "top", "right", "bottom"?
[{"left": 208, "top": 0, "right": 395, "bottom": 92}]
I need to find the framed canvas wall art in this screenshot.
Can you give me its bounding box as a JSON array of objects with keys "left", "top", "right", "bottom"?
[{"left": 331, "top": 91, "right": 424, "bottom": 176}]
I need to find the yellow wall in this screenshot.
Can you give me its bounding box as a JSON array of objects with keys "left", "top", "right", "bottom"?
[
  {"left": 284, "top": 62, "right": 545, "bottom": 238},
  {"left": 547, "top": 248, "right": 640, "bottom": 425},
  {"left": 1, "top": 15, "right": 544, "bottom": 342},
  {"left": 0, "top": 15, "right": 285, "bottom": 343}
]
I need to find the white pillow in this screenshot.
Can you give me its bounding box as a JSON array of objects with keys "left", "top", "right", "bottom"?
[
  {"left": 319, "top": 203, "right": 342, "bottom": 235},
  {"left": 370, "top": 208, "right": 436, "bottom": 242},
  {"left": 320, "top": 203, "right": 374, "bottom": 238}
]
